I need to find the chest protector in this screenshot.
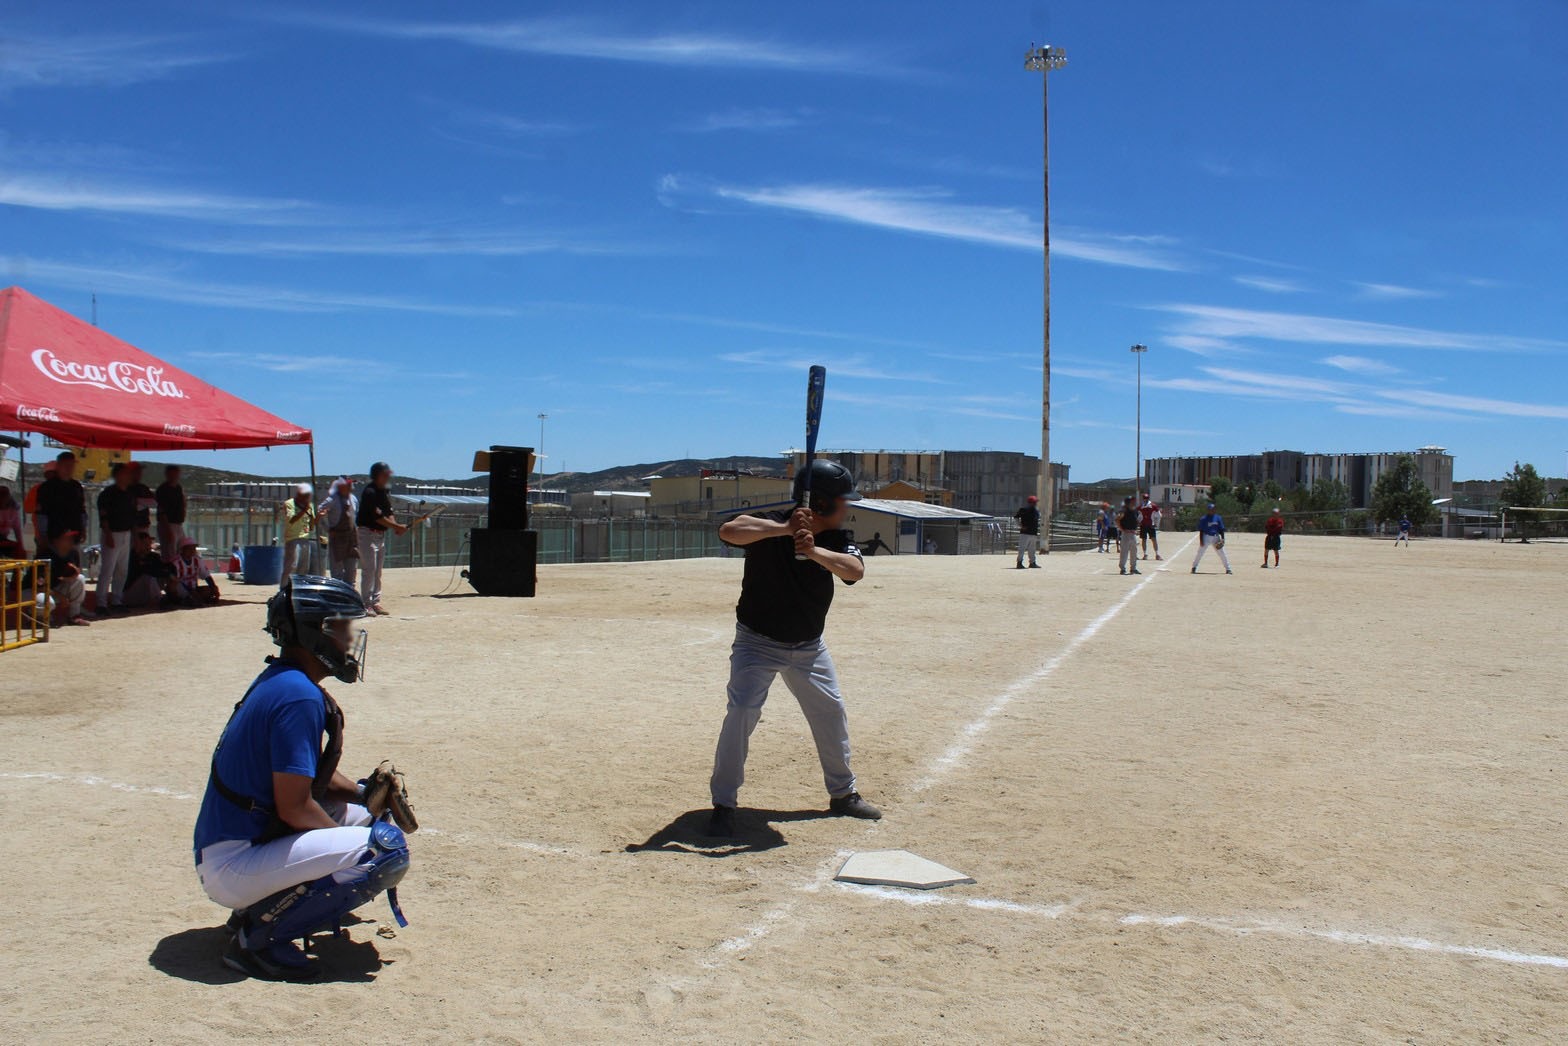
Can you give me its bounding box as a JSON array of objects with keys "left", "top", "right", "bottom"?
[{"left": 209, "top": 660, "right": 344, "bottom": 843}]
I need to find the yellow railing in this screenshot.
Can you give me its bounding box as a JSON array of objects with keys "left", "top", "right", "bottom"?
[{"left": 1, "top": 559, "right": 50, "bottom": 652}]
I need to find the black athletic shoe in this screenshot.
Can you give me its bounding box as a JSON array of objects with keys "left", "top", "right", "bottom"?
[
  {"left": 1130, "top": 569, "right": 1141, "bottom": 575},
  {"left": 829, "top": 792, "right": 883, "bottom": 820},
  {"left": 222, "top": 937, "right": 320, "bottom": 982},
  {"left": 706, "top": 804, "right": 736, "bottom": 838},
  {"left": 224, "top": 910, "right": 244, "bottom": 936},
  {"left": 1028, "top": 564, "right": 1041, "bottom": 569}
]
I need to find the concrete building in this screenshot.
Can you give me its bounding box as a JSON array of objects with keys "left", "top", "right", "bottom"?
[
  {"left": 790, "top": 450, "right": 1068, "bottom": 517},
  {"left": 838, "top": 498, "right": 996, "bottom": 555},
  {"left": 1146, "top": 446, "right": 1453, "bottom": 509},
  {"left": 571, "top": 490, "right": 653, "bottom": 518},
  {"left": 647, "top": 470, "right": 791, "bottom": 517}
]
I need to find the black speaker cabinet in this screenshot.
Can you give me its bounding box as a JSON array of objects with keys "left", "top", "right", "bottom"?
[
  {"left": 468, "top": 528, "right": 538, "bottom": 597},
  {"left": 487, "top": 444, "right": 532, "bottom": 531}
]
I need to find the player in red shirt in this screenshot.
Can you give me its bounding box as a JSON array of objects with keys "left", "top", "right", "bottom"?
[
  {"left": 1138, "top": 495, "right": 1162, "bottom": 561},
  {"left": 1262, "top": 506, "right": 1285, "bottom": 568}
]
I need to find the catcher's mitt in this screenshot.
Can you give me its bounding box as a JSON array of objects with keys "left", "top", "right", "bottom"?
[{"left": 362, "top": 761, "right": 418, "bottom": 832}]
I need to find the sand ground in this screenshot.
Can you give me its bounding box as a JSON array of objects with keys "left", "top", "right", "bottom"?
[{"left": 2, "top": 534, "right": 1565, "bottom": 1043}]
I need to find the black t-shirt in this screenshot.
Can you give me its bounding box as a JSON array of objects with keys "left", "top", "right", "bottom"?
[
  {"left": 45, "top": 547, "right": 81, "bottom": 583},
  {"left": 97, "top": 484, "right": 138, "bottom": 533},
  {"left": 156, "top": 482, "right": 186, "bottom": 525},
  {"left": 37, "top": 477, "right": 86, "bottom": 538},
  {"left": 127, "top": 551, "right": 170, "bottom": 585},
  {"left": 357, "top": 484, "right": 394, "bottom": 530},
  {"left": 1015, "top": 505, "right": 1041, "bottom": 535},
  {"left": 129, "top": 482, "right": 154, "bottom": 527},
  {"left": 729, "top": 509, "right": 861, "bottom": 644},
  {"left": 1118, "top": 505, "right": 1140, "bottom": 531}
]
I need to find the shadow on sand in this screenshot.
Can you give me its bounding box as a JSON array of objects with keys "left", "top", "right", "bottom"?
[
  {"left": 626, "top": 807, "right": 835, "bottom": 858},
  {"left": 149, "top": 919, "right": 387, "bottom": 985}
]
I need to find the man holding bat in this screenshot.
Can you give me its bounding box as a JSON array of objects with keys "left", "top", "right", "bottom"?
[{"left": 706, "top": 459, "right": 882, "bottom": 837}]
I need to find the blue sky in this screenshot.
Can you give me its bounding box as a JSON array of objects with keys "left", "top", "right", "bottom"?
[{"left": 3, "top": 2, "right": 1565, "bottom": 482}]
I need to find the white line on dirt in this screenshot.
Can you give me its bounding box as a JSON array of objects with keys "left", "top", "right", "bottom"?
[
  {"left": 914, "top": 536, "right": 1195, "bottom": 792},
  {"left": 0, "top": 770, "right": 195, "bottom": 800}
]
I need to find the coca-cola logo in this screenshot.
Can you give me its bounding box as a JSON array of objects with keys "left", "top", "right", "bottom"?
[
  {"left": 16, "top": 404, "right": 62, "bottom": 423},
  {"left": 275, "top": 429, "right": 307, "bottom": 442},
  {"left": 163, "top": 423, "right": 197, "bottom": 437},
  {"left": 31, "top": 348, "right": 186, "bottom": 399}
]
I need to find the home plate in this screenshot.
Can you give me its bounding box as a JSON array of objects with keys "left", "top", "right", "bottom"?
[{"left": 835, "top": 850, "right": 975, "bottom": 890}]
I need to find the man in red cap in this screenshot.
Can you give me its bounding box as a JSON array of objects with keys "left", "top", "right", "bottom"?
[{"left": 1014, "top": 495, "right": 1042, "bottom": 569}]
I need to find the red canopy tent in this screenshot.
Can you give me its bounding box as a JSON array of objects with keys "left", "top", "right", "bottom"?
[{"left": 0, "top": 286, "right": 312, "bottom": 454}]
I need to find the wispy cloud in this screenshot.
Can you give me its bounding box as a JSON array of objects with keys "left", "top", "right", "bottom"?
[
  {"left": 0, "top": 33, "right": 226, "bottom": 90},
  {"left": 282, "top": 14, "right": 883, "bottom": 75},
  {"left": 1149, "top": 303, "right": 1564, "bottom": 353},
  {"left": 719, "top": 349, "right": 948, "bottom": 384},
  {"left": 677, "top": 107, "right": 811, "bottom": 133},
  {"left": 1164, "top": 334, "right": 1248, "bottom": 357},
  {"left": 188, "top": 351, "right": 471, "bottom": 381},
  {"left": 0, "top": 172, "right": 310, "bottom": 223},
  {"left": 1233, "top": 274, "right": 1307, "bottom": 294},
  {"left": 444, "top": 107, "right": 584, "bottom": 138},
  {"left": 641, "top": 310, "right": 938, "bottom": 351},
  {"left": 1375, "top": 388, "right": 1568, "bottom": 420},
  {"left": 1322, "top": 354, "right": 1399, "bottom": 376},
  {"left": 831, "top": 389, "right": 1033, "bottom": 422},
  {"left": 169, "top": 229, "right": 645, "bottom": 259},
  {"left": 2, "top": 256, "right": 515, "bottom": 317},
  {"left": 664, "top": 177, "right": 1188, "bottom": 271},
  {"left": 1353, "top": 281, "right": 1441, "bottom": 301}
]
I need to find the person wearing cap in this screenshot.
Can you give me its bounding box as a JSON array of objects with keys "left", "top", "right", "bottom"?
[
  {"left": 705, "top": 458, "right": 880, "bottom": 838},
  {"left": 1014, "top": 494, "right": 1043, "bottom": 568},
  {"left": 322, "top": 477, "right": 360, "bottom": 586},
  {"left": 356, "top": 463, "right": 408, "bottom": 615},
  {"left": 36, "top": 451, "right": 86, "bottom": 548},
  {"left": 1138, "top": 494, "right": 1163, "bottom": 562},
  {"left": 1262, "top": 506, "right": 1285, "bottom": 568},
  {"left": 171, "top": 538, "right": 221, "bottom": 605},
  {"left": 281, "top": 483, "right": 321, "bottom": 587},
  {"left": 96, "top": 462, "right": 138, "bottom": 614},
  {"left": 1191, "top": 501, "right": 1232, "bottom": 574},
  {"left": 1117, "top": 495, "right": 1142, "bottom": 576}
]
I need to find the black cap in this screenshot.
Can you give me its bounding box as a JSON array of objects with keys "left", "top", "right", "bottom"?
[{"left": 369, "top": 461, "right": 391, "bottom": 477}]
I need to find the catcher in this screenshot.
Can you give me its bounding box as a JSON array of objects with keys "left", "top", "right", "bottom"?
[{"left": 192, "top": 575, "right": 417, "bottom": 982}]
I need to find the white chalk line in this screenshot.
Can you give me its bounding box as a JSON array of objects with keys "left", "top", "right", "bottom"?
[
  {"left": 914, "top": 536, "right": 1195, "bottom": 792},
  {"left": 0, "top": 770, "right": 195, "bottom": 800},
  {"left": 825, "top": 880, "right": 1566, "bottom": 971},
  {"left": 698, "top": 849, "right": 851, "bottom": 969}
]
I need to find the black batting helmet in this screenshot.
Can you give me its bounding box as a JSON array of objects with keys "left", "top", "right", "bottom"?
[{"left": 792, "top": 460, "right": 862, "bottom": 511}]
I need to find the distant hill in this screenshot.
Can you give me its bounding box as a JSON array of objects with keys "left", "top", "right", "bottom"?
[{"left": 12, "top": 453, "right": 788, "bottom": 496}]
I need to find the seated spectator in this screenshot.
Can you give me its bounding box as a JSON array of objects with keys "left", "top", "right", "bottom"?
[
  {"left": 124, "top": 531, "right": 173, "bottom": 608},
  {"left": 41, "top": 530, "right": 91, "bottom": 626},
  {"left": 0, "top": 486, "right": 24, "bottom": 559},
  {"left": 171, "top": 539, "right": 221, "bottom": 605}
]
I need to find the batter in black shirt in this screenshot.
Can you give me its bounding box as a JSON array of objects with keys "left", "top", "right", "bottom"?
[{"left": 728, "top": 508, "right": 862, "bottom": 644}]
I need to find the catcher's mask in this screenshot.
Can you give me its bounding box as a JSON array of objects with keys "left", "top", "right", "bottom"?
[{"left": 265, "top": 575, "right": 370, "bottom": 684}]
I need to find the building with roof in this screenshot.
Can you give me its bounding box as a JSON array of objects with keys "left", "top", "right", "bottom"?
[
  {"left": 1145, "top": 446, "right": 1453, "bottom": 508},
  {"left": 788, "top": 450, "right": 1068, "bottom": 517}
]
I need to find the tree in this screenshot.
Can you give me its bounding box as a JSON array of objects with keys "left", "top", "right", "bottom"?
[
  {"left": 1261, "top": 479, "right": 1284, "bottom": 501},
  {"left": 1207, "top": 476, "right": 1233, "bottom": 500},
  {"left": 1370, "top": 454, "right": 1436, "bottom": 526},
  {"left": 1233, "top": 483, "right": 1258, "bottom": 509},
  {"left": 1306, "top": 477, "right": 1351, "bottom": 513},
  {"left": 1500, "top": 461, "right": 1546, "bottom": 509}
]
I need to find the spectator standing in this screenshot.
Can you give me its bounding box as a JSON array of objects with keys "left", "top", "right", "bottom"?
[
  {"left": 322, "top": 477, "right": 360, "bottom": 586},
  {"left": 128, "top": 462, "right": 156, "bottom": 537},
  {"left": 1014, "top": 494, "right": 1042, "bottom": 569},
  {"left": 1096, "top": 505, "right": 1111, "bottom": 553},
  {"left": 356, "top": 462, "right": 408, "bottom": 616},
  {"left": 26, "top": 461, "right": 56, "bottom": 555},
  {"left": 37, "top": 452, "right": 87, "bottom": 544},
  {"left": 1117, "top": 496, "right": 1142, "bottom": 576},
  {"left": 1262, "top": 507, "right": 1284, "bottom": 568},
  {"left": 156, "top": 465, "right": 188, "bottom": 561},
  {"left": 96, "top": 462, "right": 138, "bottom": 614},
  {"left": 0, "top": 486, "right": 23, "bottom": 558},
  {"left": 281, "top": 484, "right": 319, "bottom": 584}
]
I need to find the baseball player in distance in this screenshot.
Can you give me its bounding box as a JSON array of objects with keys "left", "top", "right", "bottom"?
[
  {"left": 707, "top": 459, "right": 881, "bottom": 837},
  {"left": 1191, "top": 502, "right": 1233, "bottom": 574},
  {"left": 193, "top": 576, "right": 410, "bottom": 981}
]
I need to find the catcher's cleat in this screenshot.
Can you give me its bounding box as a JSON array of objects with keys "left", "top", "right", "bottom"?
[
  {"left": 222, "top": 937, "right": 320, "bottom": 982},
  {"left": 829, "top": 792, "right": 882, "bottom": 820},
  {"left": 706, "top": 804, "right": 736, "bottom": 838},
  {"left": 224, "top": 910, "right": 244, "bottom": 936}
]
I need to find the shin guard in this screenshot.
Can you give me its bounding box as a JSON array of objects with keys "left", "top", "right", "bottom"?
[{"left": 240, "top": 821, "right": 410, "bottom": 950}]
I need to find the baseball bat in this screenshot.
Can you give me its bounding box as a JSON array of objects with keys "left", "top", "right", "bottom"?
[{"left": 795, "top": 365, "right": 827, "bottom": 560}]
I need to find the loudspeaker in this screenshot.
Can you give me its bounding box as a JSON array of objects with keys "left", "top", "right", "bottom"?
[
  {"left": 487, "top": 444, "right": 532, "bottom": 531},
  {"left": 468, "top": 528, "right": 537, "bottom": 597}
]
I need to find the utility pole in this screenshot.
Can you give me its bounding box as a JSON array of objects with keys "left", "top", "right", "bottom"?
[
  {"left": 1026, "top": 43, "right": 1067, "bottom": 548},
  {"left": 1131, "top": 343, "right": 1148, "bottom": 495},
  {"left": 537, "top": 413, "right": 548, "bottom": 486}
]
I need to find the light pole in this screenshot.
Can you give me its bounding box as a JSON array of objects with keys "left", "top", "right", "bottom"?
[
  {"left": 536, "top": 412, "right": 548, "bottom": 486},
  {"left": 1131, "top": 344, "right": 1147, "bottom": 495},
  {"left": 1026, "top": 42, "right": 1067, "bottom": 548}
]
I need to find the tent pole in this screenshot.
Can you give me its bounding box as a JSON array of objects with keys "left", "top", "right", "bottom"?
[{"left": 308, "top": 442, "right": 317, "bottom": 491}]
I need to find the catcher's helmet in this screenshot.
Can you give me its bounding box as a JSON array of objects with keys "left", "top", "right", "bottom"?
[
  {"left": 265, "top": 575, "right": 370, "bottom": 684},
  {"left": 792, "top": 460, "right": 863, "bottom": 512}
]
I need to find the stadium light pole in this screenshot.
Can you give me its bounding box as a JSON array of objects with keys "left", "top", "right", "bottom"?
[
  {"left": 537, "top": 412, "right": 548, "bottom": 486},
  {"left": 1131, "top": 344, "right": 1148, "bottom": 494},
  {"left": 1026, "top": 42, "right": 1066, "bottom": 548}
]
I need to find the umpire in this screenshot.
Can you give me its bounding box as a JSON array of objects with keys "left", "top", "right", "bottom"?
[{"left": 706, "top": 459, "right": 881, "bottom": 837}]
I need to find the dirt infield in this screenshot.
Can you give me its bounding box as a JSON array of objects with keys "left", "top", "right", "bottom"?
[{"left": 3, "top": 535, "right": 1565, "bottom": 1043}]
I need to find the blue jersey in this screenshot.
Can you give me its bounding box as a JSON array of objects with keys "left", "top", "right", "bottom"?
[
  {"left": 1198, "top": 512, "right": 1226, "bottom": 537},
  {"left": 1399, "top": 518, "right": 1411, "bottom": 532},
  {"left": 194, "top": 662, "right": 327, "bottom": 858}
]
